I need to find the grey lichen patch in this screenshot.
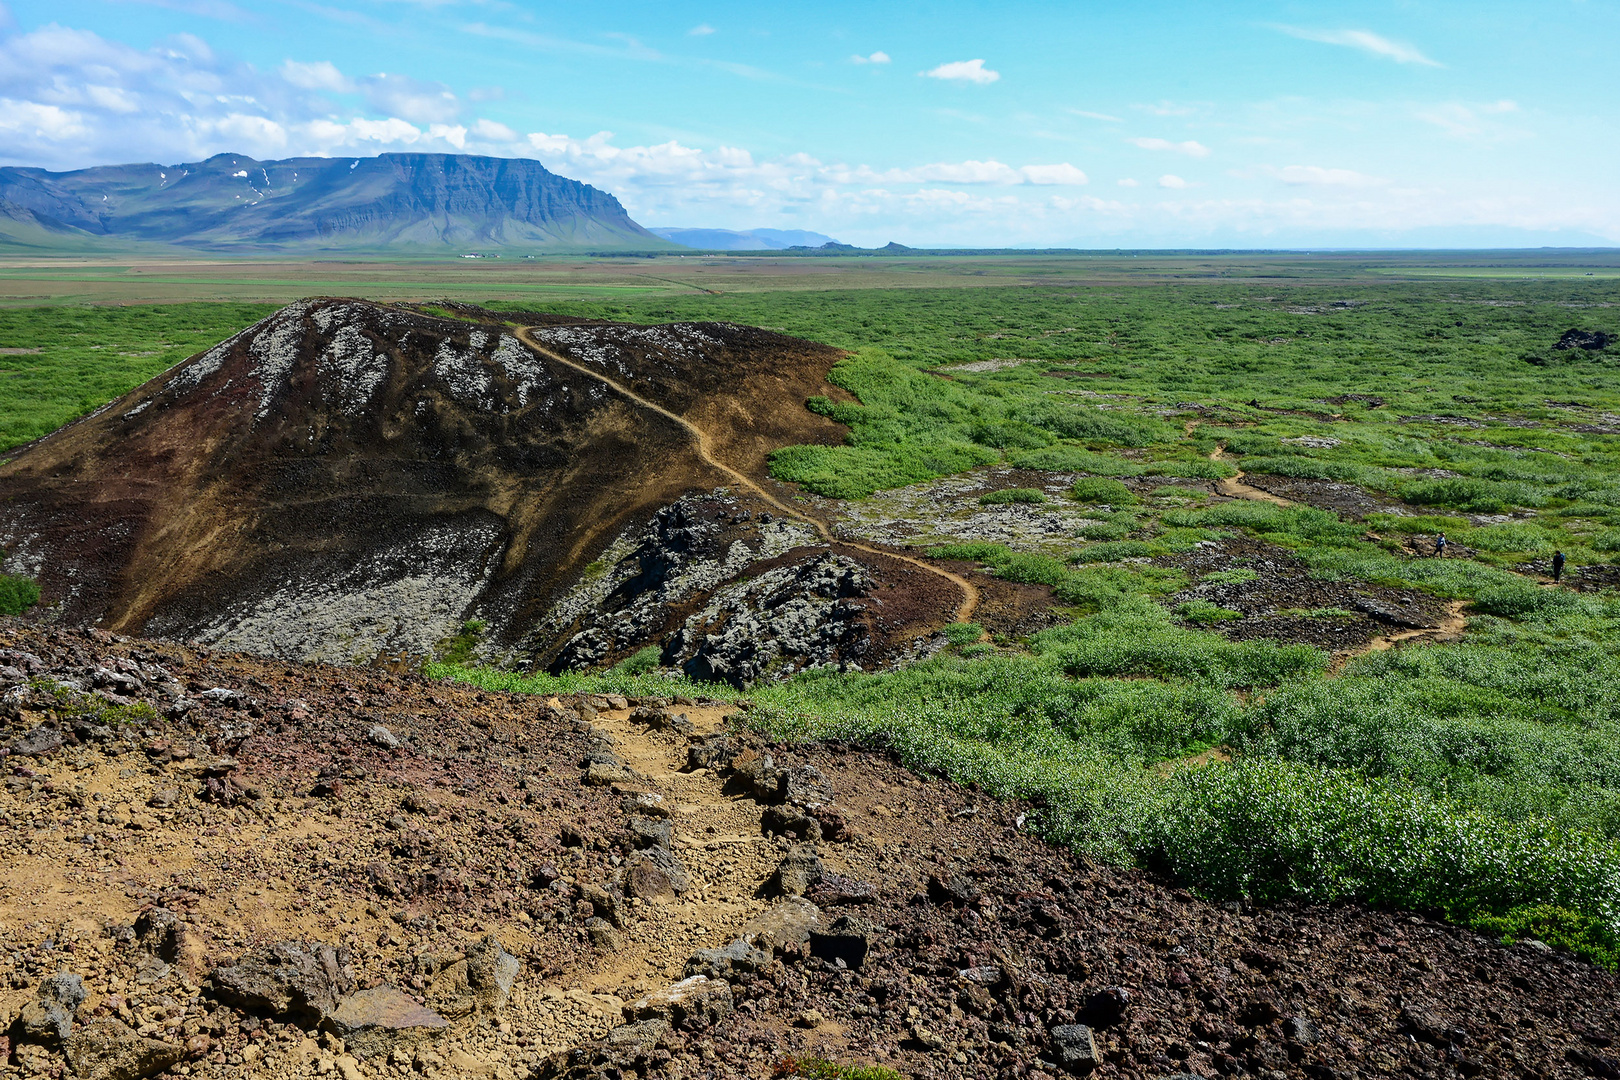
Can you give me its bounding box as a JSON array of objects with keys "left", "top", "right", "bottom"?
[
  {"left": 189, "top": 521, "right": 505, "bottom": 665},
  {"left": 829, "top": 465, "right": 1100, "bottom": 554},
  {"left": 528, "top": 323, "right": 725, "bottom": 383}
]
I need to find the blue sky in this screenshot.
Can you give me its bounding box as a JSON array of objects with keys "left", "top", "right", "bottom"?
[{"left": 0, "top": 0, "right": 1616, "bottom": 246}]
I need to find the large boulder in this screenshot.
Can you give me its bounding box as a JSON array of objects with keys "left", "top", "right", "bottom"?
[
  {"left": 428, "top": 935, "right": 520, "bottom": 1018},
  {"left": 210, "top": 941, "right": 353, "bottom": 1024},
  {"left": 18, "top": 970, "right": 86, "bottom": 1046},
  {"left": 623, "top": 976, "right": 733, "bottom": 1031},
  {"left": 321, "top": 985, "right": 449, "bottom": 1060},
  {"left": 64, "top": 1019, "right": 185, "bottom": 1080}
]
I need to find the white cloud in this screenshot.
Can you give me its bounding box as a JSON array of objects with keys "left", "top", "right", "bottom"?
[
  {"left": 1270, "top": 164, "right": 1383, "bottom": 187},
  {"left": 1117, "top": 178, "right": 1139, "bottom": 187},
  {"left": 1021, "top": 163, "right": 1088, "bottom": 185},
  {"left": 1069, "top": 109, "right": 1122, "bottom": 122},
  {"left": 280, "top": 59, "right": 353, "bottom": 92},
  {"left": 362, "top": 73, "right": 459, "bottom": 125},
  {"left": 1129, "top": 137, "right": 1210, "bottom": 158},
  {"left": 688, "top": 24, "right": 714, "bottom": 36},
  {"left": 850, "top": 51, "right": 890, "bottom": 64},
  {"left": 1158, "top": 174, "right": 1189, "bottom": 189},
  {"left": 1272, "top": 26, "right": 1442, "bottom": 67},
  {"left": 924, "top": 58, "right": 999, "bottom": 85},
  {"left": 470, "top": 117, "right": 516, "bottom": 141}
]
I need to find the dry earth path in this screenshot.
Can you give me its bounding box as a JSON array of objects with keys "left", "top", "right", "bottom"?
[{"left": 515, "top": 326, "right": 980, "bottom": 624}]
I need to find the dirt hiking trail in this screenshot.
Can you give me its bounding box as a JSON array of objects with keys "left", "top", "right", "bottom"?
[{"left": 516, "top": 326, "right": 980, "bottom": 625}]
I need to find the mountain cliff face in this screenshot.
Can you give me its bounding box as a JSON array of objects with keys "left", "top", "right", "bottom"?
[{"left": 0, "top": 153, "right": 663, "bottom": 251}]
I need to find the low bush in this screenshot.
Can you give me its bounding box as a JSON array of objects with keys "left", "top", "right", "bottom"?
[
  {"left": 979, "top": 487, "right": 1046, "bottom": 505},
  {"left": 1070, "top": 476, "right": 1138, "bottom": 505},
  {"left": 0, "top": 573, "right": 41, "bottom": 616}
]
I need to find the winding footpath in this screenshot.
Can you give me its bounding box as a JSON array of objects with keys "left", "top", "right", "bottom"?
[{"left": 515, "top": 326, "right": 980, "bottom": 624}]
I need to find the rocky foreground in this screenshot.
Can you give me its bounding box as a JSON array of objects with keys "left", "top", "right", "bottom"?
[{"left": 2, "top": 620, "right": 1618, "bottom": 1080}]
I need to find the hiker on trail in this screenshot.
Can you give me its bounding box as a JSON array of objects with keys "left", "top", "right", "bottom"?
[
  {"left": 1435, "top": 533, "right": 1447, "bottom": 557},
  {"left": 1553, "top": 550, "right": 1566, "bottom": 583}
]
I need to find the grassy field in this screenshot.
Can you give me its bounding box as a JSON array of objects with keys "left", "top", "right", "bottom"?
[{"left": 7, "top": 250, "right": 1620, "bottom": 963}]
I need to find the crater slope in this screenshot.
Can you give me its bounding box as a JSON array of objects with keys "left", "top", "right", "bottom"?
[{"left": 0, "top": 299, "right": 911, "bottom": 673}]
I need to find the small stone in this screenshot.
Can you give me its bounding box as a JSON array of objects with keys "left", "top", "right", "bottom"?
[
  {"left": 623, "top": 846, "right": 691, "bottom": 900},
  {"left": 586, "top": 918, "right": 624, "bottom": 952},
  {"left": 927, "top": 872, "right": 981, "bottom": 907},
  {"left": 1050, "top": 1023, "right": 1101, "bottom": 1073},
  {"left": 794, "top": 1009, "right": 824, "bottom": 1029},
  {"left": 582, "top": 761, "right": 638, "bottom": 786},
  {"left": 367, "top": 725, "right": 401, "bottom": 750},
  {"left": 1282, "top": 1015, "right": 1319, "bottom": 1045}
]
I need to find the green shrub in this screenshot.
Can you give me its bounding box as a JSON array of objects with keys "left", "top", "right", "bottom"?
[
  {"left": 1399, "top": 477, "right": 1514, "bottom": 514},
  {"left": 979, "top": 487, "right": 1046, "bottom": 505},
  {"left": 1073, "top": 541, "right": 1158, "bottom": 563},
  {"left": 1070, "top": 477, "right": 1137, "bottom": 505},
  {"left": 1470, "top": 904, "right": 1620, "bottom": 968},
  {"left": 613, "top": 646, "right": 662, "bottom": 675},
  {"left": 1079, "top": 520, "right": 1133, "bottom": 541},
  {"left": 1013, "top": 446, "right": 1145, "bottom": 476},
  {"left": 944, "top": 622, "right": 985, "bottom": 645},
  {"left": 774, "top": 1057, "right": 905, "bottom": 1080},
  {"left": 0, "top": 573, "right": 40, "bottom": 616},
  {"left": 970, "top": 420, "right": 1052, "bottom": 450}
]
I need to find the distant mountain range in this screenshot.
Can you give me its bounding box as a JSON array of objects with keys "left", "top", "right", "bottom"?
[
  {"left": 650, "top": 227, "right": 842, "bottom": 251},
  {"left": 0, "top": 153, "right": 664, "bottom": 252}
]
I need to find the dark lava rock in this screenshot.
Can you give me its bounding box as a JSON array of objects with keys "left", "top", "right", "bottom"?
[
  {"left": 625, "top": 815, "right": 672, "bottom": 850},
  {"left": 1083, "top": 986, "right": 1133, "bottom": 1028},
  {"left": 1352, "top": 595, "right": 1437, "bottom": 629},
  {"left": 18, "top": 970, "right": 86, "bottom": 1045},
  {"left": 927, "top": 872, "right": 981, "bottom": 907},
  {"left": 210, "top": 941, "right": 353, "bottom": 1024},
  {"left": 1556, "top": 329, "right": 1614, "bottom": 351},
  {"left": 11, "top": 724, "right": 63, "bottom": 756},
  {"left": 1050, "top": 1023, "right": 1101, "bottom": 1073},
  {"left": 761, "top": 804, "right": 823, "bottom": 842},
  {"left": 770, "top": 845, "right": 824, "bottom": 898},
  {"left": 808, "top": 914, "right": 875, "bottom": 969},
  {"left": 684, "top": 939, "right": 770, "bottom": 979}
]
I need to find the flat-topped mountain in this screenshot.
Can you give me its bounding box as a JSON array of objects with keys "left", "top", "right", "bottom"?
[{"left": 0, "top": 153, "right": 664, "bottom": 251}]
